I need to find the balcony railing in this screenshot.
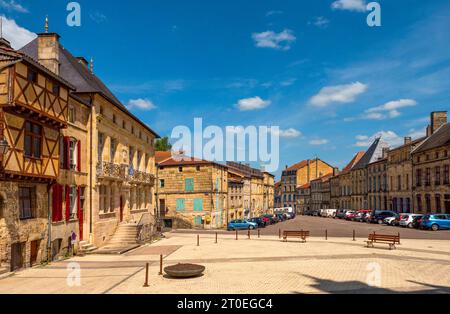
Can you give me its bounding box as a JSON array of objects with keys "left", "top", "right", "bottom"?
[{"left": 97, "top": 161, "right": 155, "bottom": 185}]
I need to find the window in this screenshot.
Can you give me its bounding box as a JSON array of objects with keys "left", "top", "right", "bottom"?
[
  {"left": 444, "top": 165, "right": 449, "bottom": 185},
  {"left": 98, "top": 132, "right": 104, "bottom": 163},
  {"left": 110, "top": 138, "right": 116, "bottom": 162},
  {"left": 397, "top": 175, "right": 401, "bottom": 191},
  {"left": 425, "top": 168, "right": 431, "bottom": 186},
  {"left": 24, "top": 121, "right": 42, "bottom": 159},
  {"left": 69, "top": 139, "right": 78, "bottom": 170},
  {"left": 435, "top": 167, "right": 441, "bottom": 186},
  {"left": 436, "top": 194, "right": 442, "bottom": 213},
  {"left": 176, "top": 199, "right": 185, "bottom": 212},
  {"left": 425, "top": 194, "right": 431, "bottom": 212},
  {"left": 68, "top": 106, "right": 75, "bottom": 123},
  {"left": 185, "top": 178, "right": 194, "bottom": 192},
  {"left": 137, "top": 151, "right": 142, "bottom": 171},
  {"left": 122, "top": 120, "right": 126, "bottom": 129},
  {"left": 416, "top": 195, "right": 422, "bottom": 212},
  {"left": 416, "top": 169, "right": 422, "bottom": 187},
  {"left": 68, "top": 186, "right": 77, "bottom": 219},
  {"left": 194, "top": 198, "right": 203, "bottom": 212},
  {"left": 159, "top": 179, "right": 165, "bottom": 188},
  {"left": 27, "top": 68, "right": 37, "bottom": 83},
  {"left": 196, "top": 166, "right": 201, "bottom": 171},
  {"left": 112, "top": 114, "right": 116, "bottom": 124},
  {"left": 178, "top": 166, "right": 183, "bottom": 173},
  {"left": 99, "top": 185, "right": 108, "bottom": 213},
  {"left": 19, "top": 187, "right": 35, "bottom": 219},
  {"left": 52, "top": 83, "right": 60, "bottom": 96},
  {"left": 99, "top": 106, "right": 104, "bottom": 115}
]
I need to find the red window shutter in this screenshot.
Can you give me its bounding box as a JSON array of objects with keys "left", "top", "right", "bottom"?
[
  {"left": 77, "top": 186, "right": 81, "bottom": 217},
  {"left": 52, "top": 184, "right": 58, "bottom": 222},
  {"left": 77, "top": 140, "right": 81, "bottom": 172},
  {"left": 65, "top": 185, "right": 70, "bottom": 222},
  {"left": 64, "top": 136, "right": 70, "bottom": 169}
]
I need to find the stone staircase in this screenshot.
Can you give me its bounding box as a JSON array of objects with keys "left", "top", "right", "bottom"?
[
  {"left": 78, "top": 241, "right": 98, "bottom": 254},
  {"left": 96, "top": 223, "right": 141, "bottom": 255}
]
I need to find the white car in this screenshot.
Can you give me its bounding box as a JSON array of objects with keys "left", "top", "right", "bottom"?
[
  {"left": 399, "top": 214, "right": 423, "bottom": 228},
  {"left": 383, "top": 216, "right": 397, "bottom": 226}
]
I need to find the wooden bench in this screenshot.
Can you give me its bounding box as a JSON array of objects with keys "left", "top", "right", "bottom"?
[
  {"left": 283, "top": 230, "right": 310, "bottom": 243},
  {"left": 366, "top": 233, "right": 400, "bottom": 250}
]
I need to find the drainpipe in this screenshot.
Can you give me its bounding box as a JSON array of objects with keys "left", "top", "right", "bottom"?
[
  {"left": 46, "top": 181, "right": 54, "bottom": 263},
  {"left": 89, "top": 94, "right": 94, "bottom": 237}
]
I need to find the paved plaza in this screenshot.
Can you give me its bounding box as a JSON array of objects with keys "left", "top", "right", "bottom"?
[{"left": 0, "top": 217, "right": 449, "bottom": 294}]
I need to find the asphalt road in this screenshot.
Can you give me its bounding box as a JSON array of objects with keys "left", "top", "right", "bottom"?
[{"left": 173, "top": 216, "right": 450, "bottom": 240}]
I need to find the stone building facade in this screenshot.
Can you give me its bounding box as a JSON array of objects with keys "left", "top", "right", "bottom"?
[
  {"left": 157, "top": 156, "right": 228, "bottom": 229},
  {"left": 280, "top": 159, "right": 334, "bottom": 211},
  {"left": 386, "top": 137, "right": 424, "bottom": 213},
  {"left": 296, "top": 183, "right": 311, "bottom": 214},
  {"left": 20, "top": 27, "right": 159, "bottom": 250},
  {"left": 412, "top": 112, "right": 450, "bottom": 214},
  {"left": 367, "top": 156, "right": 388, "bottom": 211},
  {"left": 0, "top": 35, "right": 72, "bottom": 270}
]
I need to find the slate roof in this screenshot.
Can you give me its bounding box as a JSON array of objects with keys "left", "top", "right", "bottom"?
[
  {"left": 413, "top": 123, "right": 450, "bottom": 154},
  {"left": 341, "top": 151, "right": 365, "bottom": 174},
  {"left": 352, "top": 138, "right": 389, "bottom": 170},
  {"left": 20, "top": 37, "right": 160, "bottom": 138}
]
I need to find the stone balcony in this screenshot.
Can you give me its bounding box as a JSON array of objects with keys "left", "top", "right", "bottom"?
[{"left": 97, "top": 161, "right": 155, "bottom": 185}]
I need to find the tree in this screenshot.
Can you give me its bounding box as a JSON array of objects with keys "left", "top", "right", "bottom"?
[{"left": 155, "top": 137, "right": 172, "bottom": 151}]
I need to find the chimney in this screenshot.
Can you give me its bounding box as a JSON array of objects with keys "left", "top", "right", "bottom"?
[
  {"left": 382, "top": 147, "right": 390, "bottom": 159},
  {"left": 37, "top": 17, "right": 60, "bottom": 75},
  {"left": 426, "top": 125, "right": 432, "bottom": 137},
  {"left": 430, "top": 111, "right": 447, "bottom": 135},
  {"left": 404, "top": 137, "right": 412, "bottom": 145},
  {"left": 333, "top": 167, "right": 339, "bottom": 176}
]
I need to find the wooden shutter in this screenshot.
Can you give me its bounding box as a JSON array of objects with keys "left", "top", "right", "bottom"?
[
  {"left": 64, "top": 136, "right": 70, "bottom": 169},
  {"left": 65, "top": 185, "right": 70, "bottom": 222},
  {"left": 52, "top": 184, "right": 58, "bottom": 222},
  {"left": 77, "top": 140, "right": 81, "bottom": 172}
]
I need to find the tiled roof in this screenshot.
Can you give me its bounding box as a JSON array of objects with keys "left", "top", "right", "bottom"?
[
  {"left": 353, "top": 138, "right": 389, "bottom": 170},
  {"left": 413, "top": 123, "right": 450, "bottom": 154},
  {"left": 297, "top": 183, "right": 311, "bottom": 189},
  {"left": 155, "top": 151, "right": 174, "bottom": 164},
  {"left": 285, "top": 160, "right": 309, "bottom": 171},
  {"left": 341, "top": 151, "right": 365, "bottom": 174},
  {"left": 158, "top": 155, "right": 227, "bottom": 169},
  {"left": 19, "top": 38, "right": 160, "bottom": 138}
]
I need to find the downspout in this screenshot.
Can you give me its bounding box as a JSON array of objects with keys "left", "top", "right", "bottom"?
[{"left": 47, "top": 181, "right": 53, "bottom": 263}]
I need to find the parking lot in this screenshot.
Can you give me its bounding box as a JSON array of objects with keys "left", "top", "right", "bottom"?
[{"left": 174, "top": 216, "right": 450, "bottom": 240}]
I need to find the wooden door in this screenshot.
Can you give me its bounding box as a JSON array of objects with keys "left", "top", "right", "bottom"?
[
  {"left": 30, "top": 240, "right": 39, "bottom": 266},
  {"left": 159, "top": 199, "right": 166, "bottom": 217},
  {"left": 11, "top": 242, "right": 24, "bottom": 271}
]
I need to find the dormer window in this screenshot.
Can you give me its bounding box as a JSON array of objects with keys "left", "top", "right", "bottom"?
[
  {"left": 52, "top": 83, "right": 60, "bottom": 96},
  {"left": 68, "top": 106, "right": 75, "bottom": 123}
]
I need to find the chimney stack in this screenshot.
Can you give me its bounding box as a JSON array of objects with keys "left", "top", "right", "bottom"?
[
  {"left": 404, "top": 137, "right": 412, "bottom": 145},
  {"left": 37, "top": 17, "right": 60, "bottom": 75},
  {"left": 382, "top": 147, "right": 390, "bottom": 159},
  {"left": 77, "top": 57, "right": 89, "bottom": 68},
  {"left": 430, "top": 111, "right": 447, "bottom": 135}
]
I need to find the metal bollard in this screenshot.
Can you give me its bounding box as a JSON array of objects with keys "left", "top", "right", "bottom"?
[
  {"left": 197, "top": 234, "right": 200, "bottom": 246},
  {"left": 236, "top": 230, "right": 238, "bottom": 240},
  {"left": 215, "top": 232, "right": 218, "bottom": 244},
  {"left": 159, "top": 255, "right": 163, "bottom": 276},
  {"left": 325, "top": 229, "right": 328, "bottom": 240},
  {"left": 258, "top": 229, "right": 260, "bottom": 238},
  {"left": 248, "top": 230, "right": 251, "bottom": 239},
  {"left": 353, "top": 230, "right": 356, "bottom": 241},
  {"left": 143, "top": 263, "right": 150, "bottom": 287},
  {"left": 279, "top": 229, "right": 281, "bottom": 239}
]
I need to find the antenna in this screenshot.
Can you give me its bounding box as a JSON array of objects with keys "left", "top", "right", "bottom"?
[{"left": 45, "top": 15, "right": 49, "bottom": 33}]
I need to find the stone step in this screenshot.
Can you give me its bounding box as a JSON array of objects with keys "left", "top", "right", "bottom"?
[{"left": 0, "top": 267, "right": 9, "bottom": 276}]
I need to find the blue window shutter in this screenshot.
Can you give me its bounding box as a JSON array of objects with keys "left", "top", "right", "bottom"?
[
  {"left": 185, "top": 178, "right": 194, "bottom": 192},
  {"left": 194, "top": 198, "right": 203, "bottom": 212},
  {"left": 176, "top": 199, "right": 185, "bottom": 211}
]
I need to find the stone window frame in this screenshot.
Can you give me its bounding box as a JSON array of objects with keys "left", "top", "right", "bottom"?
[{"left": 19, "top": 186, "right": 36, "bottom": 220}]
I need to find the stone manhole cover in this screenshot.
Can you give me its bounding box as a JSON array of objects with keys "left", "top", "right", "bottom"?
[{"left": 164, "top": 263, "right": 205, "bottom": 278}]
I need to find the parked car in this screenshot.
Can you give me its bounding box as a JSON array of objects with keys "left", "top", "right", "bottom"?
[
  {"left": 335, "top": 209, "right": 348, "bottom": 219},
  {"left": 312, "top": 209, "right": 321, "bottom": 216},
  {"left": 412, "top": 215, "right": 424, "bottom": 229},
  {"left": 384, "top": 214, "right": 399, "bottom": 226},
  {"left": 285, "top": 212, "right": 295, "bottom": 219},
  {"left": 249, "top": 217, "right": 265, "bottom": 228},
  {"left": 354, "top": 210, "right": 372, "bottom": 222},
  {"left": 421, "top": 214, "right": 450, "bottom": 231},
  {"left": 261, "top": 216, "right": 271, "bottom": 225},
  {"left": 345, "top": 211, "right": 358, "bottom": 220},
  {"left": 227, "top": 220, "right": 258, "bottom": 231},
  {"left": 276, "top": 213, "right": 286, "bottom": 222},
  {"left": 325, "top": 209, "right": 337, "bottom": 218},
  {"left": 399, "top": 214, "right": 423, "bottom": 228},
  {"left": 369, "top": 211, "right": 397, "bottom": 224}
]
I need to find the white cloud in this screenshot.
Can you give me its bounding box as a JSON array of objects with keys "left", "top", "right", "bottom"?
[
  {"left": 309, "top": 81, "right": 368, "bottom": 107},
  {"left": 0, "top": 0, "right": 28, "bottom": 13},
  {"left": 309, "top": 139, "right": 329, "bottom": 145},
  {"left": 127, "top": 98, "right": 157, "bottom": 110},
  {"left": 365, "top": 99, "right": 417, "bottom": 119},
  {"left": 236, "top": 96, "right": 271, "bottom": 111},
  {"left": 354, "top": 131, "right": 403, "bottom": 148},
  {"left": 1, "top": 16, "right": 36, "bottom": 49},
  {"left": 331, "top": 0, "right": 367, "bottom": 12},
  {"left": 310, "top": 16, "right": 330, "bottom": 28},
  {"left": 280, "top": 78, "right": 297, "bottom": 87},
  {"left": 272, "top": 128, "right": 302, "bottom": 138},
  {"left": 266, "top": 10, "right": 283, "bottom": 17},
  {"left": 252, "top": 29, "right": 296, "bottom": 51}
]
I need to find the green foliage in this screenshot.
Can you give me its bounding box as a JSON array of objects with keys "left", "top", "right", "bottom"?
[{"left": 155, "top": 137, "right": 172, "bottom": 151}]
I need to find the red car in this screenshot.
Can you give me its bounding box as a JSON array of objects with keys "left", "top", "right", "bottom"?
[{"left": 261, "top": 216, "right": 271, "bottom": 225}]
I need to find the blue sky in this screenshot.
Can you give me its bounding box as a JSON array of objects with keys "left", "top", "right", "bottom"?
[{"left": 2, "top": 0, "right": 450, "bottom": 179}]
